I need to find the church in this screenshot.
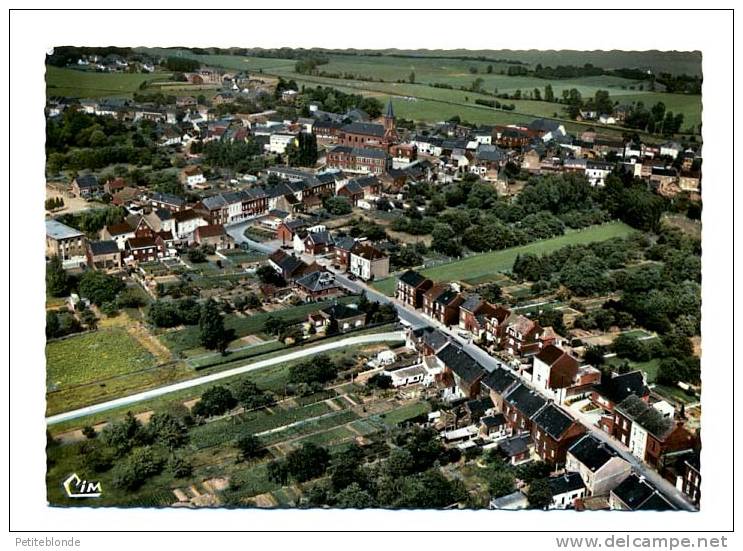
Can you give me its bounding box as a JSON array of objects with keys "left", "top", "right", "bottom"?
[{"left": 337, "top": 99, "right": 398, "bottom": 151}]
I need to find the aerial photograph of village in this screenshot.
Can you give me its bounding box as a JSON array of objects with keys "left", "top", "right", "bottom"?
[{"left": 44, "top": 46, "right": 702, "bottom": 511}]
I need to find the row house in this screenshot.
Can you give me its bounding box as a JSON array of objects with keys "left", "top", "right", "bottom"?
[
  {"left": 333, "top": 236, "right": 357, "bottom": 267},
  {"left": 406, "top": 326, "right": 451, "bottom": 358},
  {"left": 423, "top": 284, "right": 464, "bottom": 326},
  {"left": 101, "top": 221, "right": 136, "bottom": 251},
  {"left": 591, "top": 370, "right": 649, "bottom": 414},
  {"left": 531, "top": 403, "right": 586, "bottom": 466},
  {"left": 502, "top": 383, "right": 547, "bottom": 435},
  {"left": 124, "top": 234, "right": 165, "bottom": 263},
  {"left": 609, "top": 473, "right": 676, "bottom": 511},
  {"left": 483, "top": 305, "right": 514, "bottom": 347},
  {"left": 435, "top": 343, "right": 486, "bottom": 399},
  {"left": 149, "top": 191, "right": 186, "bottom": 213},
  {"left": 480, "top": 367, "right": 518, "bottom": 413},
  {"left": 171, "top": 209, "right": 209, "bottom": 241},
  {"left": 193, "top": 224, "right": 234, "bottom": 250},
  {"left": 267, "top": 249, "right": 321, "bottom": 282},
  {"left": 312, "top": 119, "right": 343, "bottom": 145},
  {"left": 566, "top": 434, "right": 632, "bottom": 497},
  {"left": 612, "top": 395, "right": 697, "bottom": 469},
  {"left": 532, "top": 345, "right": 601, "bottom": 404},
  {"left": 396, "top": 270, "right": 433, "bottom": 309},
  {"left": 502, "top": 314, "right": 558, "bottom": 357},
  {"left": 299, "top": 229, "right": 334, "bottom": 256},
  {"left": 458, "top": 295, "right": 499, "bottom": 338}
]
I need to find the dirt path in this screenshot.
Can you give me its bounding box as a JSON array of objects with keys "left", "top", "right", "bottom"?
[{"left": 127, "top": 321, "right": 172, "bottom": 363}]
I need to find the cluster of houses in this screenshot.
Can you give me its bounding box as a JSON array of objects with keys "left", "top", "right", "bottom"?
[
  {"left": 396, "top": 270, "right": 563, "bottom": 358},
  {"left": 398, "top": 324, "right": 700, "bottom": 511}
]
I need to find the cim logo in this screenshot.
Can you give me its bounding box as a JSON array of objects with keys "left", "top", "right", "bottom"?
[{"left": 63, "top": 473, "right": 102, "bottom": 498}]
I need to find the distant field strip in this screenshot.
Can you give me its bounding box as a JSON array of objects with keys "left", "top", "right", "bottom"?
[{"left": 373, "top": 222, "right": 636, "bottom": 295}]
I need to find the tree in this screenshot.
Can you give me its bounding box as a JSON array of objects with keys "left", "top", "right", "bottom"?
[
  {"left": 233, "top": 379, "right": 274, "bottom": 410},
  {"left": 199, "top": 299, "right": 229, "bottom": 352},
  {"left": 368, "top": 373, "right": 393, "bottom": 390},
  {"left": 101, "top": 412, "right": 144, "bottom": 457},
  {"left": 170, "top": 455, "right": 193, "bottom": 478},
  {"left": 256, "top": 265, "right": 285, "bottom": 286},
  {"left": 235, "top": 434, "right": 264, "bottom": 461},
  {"left": 584, "top": 345, "right": 606, "bottom": 366},
  {"left": 527, "top": 478, "right": 553, "bottom": 509},
  {"left": 112, "top": 446, "right": 165, "bottom": 491},
  {"left": 192, "top": 385, "right": 236, "bottom": 417},
  {"left": 286, "top": 132, "right": 318, "bottom": 167},
  {"left": 335, "top": 483, "right": 376, "bottom": 508},
  {"left": 263, "top": 315, "right": 288, "bottom": 336},
  {"left": 284, "top": 443, "right": 331, "bottom": 482},
  {"left": 187, "top": 248, "right": 207, "bottom": 263},
  {"left": 489, "top": 470, "right": 516, "bottom": 498},
  {"left": 147, "top": 412, "right": 188, "bottom": 450},
  {"left": 323, "top": 196, "right": 352, "bottom": 215},
  {"left": 544, "top": 84, "right": 555, "bottom": 102},
  {"left": 46, "top": 256, "right": 69, "bottom": 297},
  {"left": 78, "top": 270, "right": 125, "bottom": 305}
]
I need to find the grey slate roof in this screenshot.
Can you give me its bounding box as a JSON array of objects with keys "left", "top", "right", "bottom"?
[
  {"left": 481, "top": 368, "right": 518, "bottom": 395},
  {"left": 436, "top": 343, "right": 486, "bottom": 384},
  {"left": 398, "top": 270, "right": 427, "bottom": 288},
  {"left": 342, "top": 122, "right": 385, "bottom": 137},
  {"left": 532, "top": 403, "right": 577, "bottom": 440},
  {"left": 295, "top": 270, "right": 340, "bottom": 293},
  {"left": 548, "top": 472, "right": 585, "bottom": 496},
  {"left": 568, "top": 434, "right": 620, "bottom": 472},
  {"left": 504, "top": 383, "right": 547, "bottom": 418},
  {"left": 88, "top": 240, "right": 119, "bottom": 256}
]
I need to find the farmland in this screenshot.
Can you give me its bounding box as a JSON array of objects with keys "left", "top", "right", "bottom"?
[
  {"left": 373, "top": 221, "right": 636, "bottom": 295},
  {"left": 46, "top": 327, "right": 157, "bottom": 390},
  {"left": 137, "top": 48, "right": 701, "bottom": 135},
  {"left": 46, "top": 66, "right": 173, "bottom": 98}
]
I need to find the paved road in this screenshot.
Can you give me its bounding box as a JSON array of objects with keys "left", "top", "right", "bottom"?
[
  {"left": 46, "top": 331, "right": 406, "bottom": 426},
  {"left": 224, "top": 218, "right": 276, "bottom": 254},
  {"left": 332, "top": 273, "right": 696, "bottom": 511}
]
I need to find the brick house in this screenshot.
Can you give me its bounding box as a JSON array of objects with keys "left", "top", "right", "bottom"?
[
  {"left": 294, "top": 270, "right": 342, "bottom": 300},
  {"left": 435, "top": 343, "right": 486, "bottom": 399},
  {"left": 396, "top": 270, "right": 433, "bottom": 308},
  {"left": 423, "top": 284, "right": 463, "bottom": 326},
  {"left": 530, "top": 403, "right": 586, "bottom": 466},
  {"left": 71, "top": 174, "right": 102, "bottom": 198},
  {"left": 480, "top": 367, "right": 518, "bottom": 413},
  {"left": 532, "top": 345, "right": 601, "bottom": 404},
  {"left": 458, "top": 294, "right": 498, "bottom": 337},
  {"left": 333, "top": 236, "right": 357, "bottom": 267},
  {"left": 326, "top": 145, "right": 388, "bottom": 175},
  {"left": 612, "top": 395, "right": 696, "bottom": 469},
  {"left": 502, "top": 383, "right": 547, "bottom": 434}
]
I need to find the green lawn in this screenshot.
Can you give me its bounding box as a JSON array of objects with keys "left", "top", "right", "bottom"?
[
  {"left": 46, "top": 327, "right": 156, "bottom": 389},
  {"left": 606, "top": 357, "right": 661, "bottom": 383},
  {"left": 159, "top": 296, "right": 359, "bottom": 355},
  {"left": 46, "top": 66, "right": 173, "bottom": 98},
  {"left": 373, "top": 221, "right": 636, "bottom": 295},
  {"left": 378, "top": 402, "right": 431, "bottom": 427}
]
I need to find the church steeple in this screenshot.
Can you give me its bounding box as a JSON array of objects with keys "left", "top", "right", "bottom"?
[{"left": 383, "top": 98, "right": 397, "bottom": 142}]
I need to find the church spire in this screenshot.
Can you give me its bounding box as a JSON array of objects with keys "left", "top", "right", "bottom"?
[{"left": 385, "top": 98, "right": 395, "bottom": 119}]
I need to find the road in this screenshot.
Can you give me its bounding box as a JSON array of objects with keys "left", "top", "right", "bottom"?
[
  {"left": 224, "top": 218, "right": 276, "bottom": 254},
  {"left": 45, "top": 331, "right": 406, "bottom": 426},
  {"left": 331, "top": 271, "right": 697, "bottom": 511}
]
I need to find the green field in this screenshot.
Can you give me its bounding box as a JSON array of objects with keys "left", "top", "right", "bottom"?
[
  {"left": 46, "top": 327, "right": 156, "bottom": 389},
  {"left": 373, "top": 221, "right": 636, "bottom": 295},
  {"left": 46, "top": 66, "right": 173, "bottom": 98},
  {"left": 378, "top": 402, "right": 431, "bottom": 427}
]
